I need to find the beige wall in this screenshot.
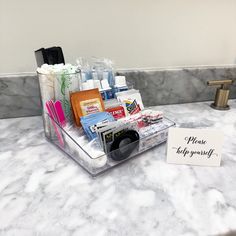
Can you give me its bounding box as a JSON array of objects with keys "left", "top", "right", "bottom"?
[{"left": 1, "top": 0, "right": 236, "bottom": 73}]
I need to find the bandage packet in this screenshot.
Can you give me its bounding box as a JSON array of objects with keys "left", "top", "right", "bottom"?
[{"left": 80, "top": 112, "right": 115, "bottom": 140}]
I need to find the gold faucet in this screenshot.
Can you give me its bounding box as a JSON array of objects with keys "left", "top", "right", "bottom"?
[{"left": 207, "top": 79, "right": 233, "bottom": 110}]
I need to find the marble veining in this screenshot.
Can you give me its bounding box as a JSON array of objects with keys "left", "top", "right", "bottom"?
[
  {"left": 0, "top": 74, "right": 41, "bottom": 119},
  {"left": 119, "top": 66, "right": 236, "bottom": 106},
  {"left": 0, "top": 100, "right": 236, "bottom": 235},
  {"left": 1, "top": 66, "right": 236, "bottom": 119}
]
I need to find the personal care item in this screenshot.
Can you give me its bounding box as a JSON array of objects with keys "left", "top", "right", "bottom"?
[
  {"left": 104, "top": 99, "right": 119, "bottom": 108},
  {"left": 138, "top": 121, "right": 169, "bottom": 152},
  {"left": 103, "top": 71, "right": 109, "bottom": 81},
  {"left": 101, "top": 89, "right": 113, "bottom": 100},
  {"left": 45, "top": 100, "right": 64, "bottom": 147},
  {"left": 80, "top": 112, "right": 115, "bottom": 140},
  {"left": 96, "top": 121, "right": 118, "bottom": 150},
  {"left": 116, "top": 89, "right": 144, "bottom": 115},
  {"left": 120, "top": 112, "right": 145, "bottom": 128},
  {"left": 109, "top": 129, "right": 140, "bottom": 161},
  {"left": 100, "top": 79, "right": 113, "bottom": 100},
  {"left": 104, "top": 58, "right": 115, "bottom": 87},
  {"left": 105, "top": 105, "right": 126, "bottom": 120},
  {"left": 141, "top": 110, "right": 163, "bottom": 124},
  {"left": 114, "top": 76, "right": 128, "bottom": 92},
  {"left": 64, "top": 125, "right": 107, "bottom": 168},
  {"left": 97, "top": 119, "right": 139, "bottom": 156},
  {"left": 46, "top": 100, "right": 67, "bottom": 127},
  {"left": 101, "top": 79, "right": 110, "bottom": 89},
  {"left": 76, "top": 57, "right": 92, "bottom": 82},
  {"left": 54, "top": 100, "right": 66, "bottom": 127},
  {"left": 93, "top": 80, "right": 102, "bottom": 90},
  {"left": 54, "top": 70, "right": 80, "bottom": 120},
  {"left": 37, "top": 63, "right": 80, "bottom": 122},
  {"left": 92, "top": 70, "right": 99, "bottom": 80},
  {"left": 102, "top": 122, "right": 130, "bottom": 154},
  {"left": 82, "top": 79, "right": 95, "bottom": 90},
  {"left": 80, "top": 99, "right": 103, "bottom": 116},
  {"left": 70, "top": 88, "right": 105, "bottom": 126}
]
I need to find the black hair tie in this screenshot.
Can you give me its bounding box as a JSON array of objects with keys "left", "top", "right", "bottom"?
[{"left": 109, "top": 130, "right": 140, "bottom": 161}]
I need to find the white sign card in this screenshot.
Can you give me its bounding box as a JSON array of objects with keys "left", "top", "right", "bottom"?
[{"left": 167, "top": 128, "right": 224, "bottom": 167}]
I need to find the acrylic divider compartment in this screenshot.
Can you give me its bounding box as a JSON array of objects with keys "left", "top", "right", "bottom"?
[
  {"left": 37, "top": 70, "right": 175, "bottom": 176},
  {"left": 37, "top": 71, "right": 81, "bottom": 138},
  {"left": 46, "top": 113, "right": 175, "bottom": 177}
]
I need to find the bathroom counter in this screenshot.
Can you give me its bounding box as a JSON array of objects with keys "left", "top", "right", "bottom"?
[{"left": 0, "top": 100, "right": 236, "bottom": 236}]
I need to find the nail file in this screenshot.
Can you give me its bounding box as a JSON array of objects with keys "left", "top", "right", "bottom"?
[
  {"left": 46, "top": 101, "right": 64, "bottom": 147},
  {"left": 54, "top": 100, "right": 66, "bottom": 127},
  {"left": 49, "top": 100, "right": 59, "bottom": 123}
]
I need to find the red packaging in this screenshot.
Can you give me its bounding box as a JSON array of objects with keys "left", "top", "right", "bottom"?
[{"left": 105, "top": 105, "right": 126, "bottom": 120}]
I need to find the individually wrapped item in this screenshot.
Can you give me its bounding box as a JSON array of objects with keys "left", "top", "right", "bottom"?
[
  {"left": 70, "top": 88, "right": 105, "bottom": 126},
  {"left": 104, "top": 99, "right": 121, "bottom": 109},
  {"left": 91, "top": 57, "right": 115, "bottom": 88},
  {"left": 82, "top": 79, "right": 95, "bottom": 90},
  {"left": 76, "top": 57, "right": 92, "bottom": 82},
  {"left": 100, "top": 79, "right": 113, "bottom": 100},
  {"left": 96, "top": 119, "right": 139, "bottom": 161},
  {"left": 141, "top": 110, "right": 163, "bottom": 124},
  {"left": 105, "top": 99, "right": 126, "bottom": 120},
  {"left": 76, "top": 57, "right": 116, "bottom": 100},
  {"left": 93, "top": 80, "right": 102, "bottom": 90},
  {"left": 108, "top": 129, "right": 139, "bottom": 161},
  {"left": 119, "top": 112, "right": 144, "bottom": 128},
  {"left": 105, "top": 105, "right": 126, "bottom": 120},
  {"left": 80, "top": 112, "right": 115, "bottom": 140},
  {"left": 116, "top": 89, "right": 144, "bottom": 115},
  {"left": 103, "top": 58, "right": 115, "bottom": 87},
  {"left": 138, "top": 122, "right": 169, "bottom": 152},
  {"left": 114, "top": 76, "right": 128, "bottom": 93},
  {"left": 92, "top": 58, "right": 104, "bottom": 81}
]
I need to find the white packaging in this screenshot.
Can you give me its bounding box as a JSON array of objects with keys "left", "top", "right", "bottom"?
[
  {"left": 101, "top": 79, "right": 111, "bottom": 90},
  {"left": 115, "top": 76, "right": 127, "bottom": 88},
  {"left": 116, "top": 89, "right": 144, "bottom": 115}
]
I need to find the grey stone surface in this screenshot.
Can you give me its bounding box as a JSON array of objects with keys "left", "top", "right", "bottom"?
[
  {"left": 1, "top": 66, "right": 236, "bottom": 118},
  {"left": 0, "top": 74, "right": 41, "bottom": 118},
  {"left": 0, "top": 100, "right": 236, "bottom": 235},
  {"left": 118, "top": 66, "right": 236, "bottom": 106}
]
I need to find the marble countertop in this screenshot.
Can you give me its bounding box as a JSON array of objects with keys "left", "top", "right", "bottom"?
[{"left": 0, "top": 100, "right": 236, "bottom": 236}]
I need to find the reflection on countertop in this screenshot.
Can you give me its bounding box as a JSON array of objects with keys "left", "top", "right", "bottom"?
[{"left": 0, "top": 100, "right": 236, "bottom": 235}]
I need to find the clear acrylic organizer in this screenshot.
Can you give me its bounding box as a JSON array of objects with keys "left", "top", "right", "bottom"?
[{"left": 37, "top": 71, "right": 175, "bottom": 177}]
